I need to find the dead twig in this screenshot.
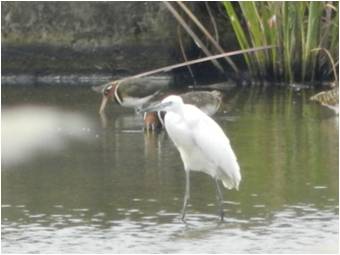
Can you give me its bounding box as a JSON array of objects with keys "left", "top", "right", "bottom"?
[
  {"left": 176, "top": 1, "right": 239, "bottom": 73},
  {"left": 177, "top": 25, "right": 197, "bottom": 87},
  {"left": 163, "top": 1, "right": 225, "bottom": 73}
]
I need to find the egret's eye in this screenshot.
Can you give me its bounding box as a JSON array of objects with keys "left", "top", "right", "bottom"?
[{"left": 103, "top": 85, "right": 113, "bottom": 96}]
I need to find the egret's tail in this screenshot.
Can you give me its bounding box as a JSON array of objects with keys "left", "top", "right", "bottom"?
[{"left": 218, "top": 167, "right": 241, "bottom": 190}]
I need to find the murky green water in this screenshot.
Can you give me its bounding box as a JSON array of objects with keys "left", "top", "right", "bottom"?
[{"left": 1, "top": 85, "right": 339, "bottom": 253}]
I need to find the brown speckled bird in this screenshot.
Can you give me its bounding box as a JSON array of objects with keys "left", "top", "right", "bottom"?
[
  {"left": 145, "top": 90, "right": 223, "bottom": 130},
  {"left": 310, "top": 86, "right": 339, "bottom": 114},
  {"left": 92, "top": 76, "right": 173, "bottom": 113}
]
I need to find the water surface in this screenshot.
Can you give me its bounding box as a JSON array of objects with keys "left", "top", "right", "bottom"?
[{"left": 1, "top": 85, "right": 339, "bottom": 253}]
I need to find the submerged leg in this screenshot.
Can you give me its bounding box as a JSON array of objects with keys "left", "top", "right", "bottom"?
[
  {"left": 215, "top": 179, "right": 224, "bottom": 221},
  {"left": 181, "top": 170, "right": 190, "bottom": 221}
]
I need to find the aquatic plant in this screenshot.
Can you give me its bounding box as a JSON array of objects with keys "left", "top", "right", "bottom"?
[
  {"left": 224, "top": 1, "right": 339, "bottom": 84},
  {"left": 164, "top": 1, "right": 338, "bottom": 85}
]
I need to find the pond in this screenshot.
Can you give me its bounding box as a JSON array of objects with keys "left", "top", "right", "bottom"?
[{"left": 1, "top": 84, "right": 339, "bottom": 253}]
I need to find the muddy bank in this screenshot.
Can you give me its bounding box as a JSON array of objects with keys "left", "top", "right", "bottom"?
[
  {"left": 2, "top": 2, "right": 185, "bottom": 75},
  {"left": 2, "top": 2, "right": 241, "bottom": 83},
  {"left": 1, "top": 2, "right": 239, "bottom": 75}
]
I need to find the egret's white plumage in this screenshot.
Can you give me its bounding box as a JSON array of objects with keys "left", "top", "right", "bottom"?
[
  {"left": 164, "top": 97, "right": 241, "bottom": 189},
  {"left": 142, "top": 95, "right": 241, "bottom": 220}
]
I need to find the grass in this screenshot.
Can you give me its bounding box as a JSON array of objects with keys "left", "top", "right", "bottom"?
[
  {"left": 164, "top": 2, "right": 339, "bottom": 85},
  {"left": 223, "top": 1, "right": 338, "bottom": 84}
]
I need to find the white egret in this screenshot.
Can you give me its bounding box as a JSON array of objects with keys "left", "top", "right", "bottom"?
[{"left": 142, "top": 95, "right": 241, "bottom": 220}]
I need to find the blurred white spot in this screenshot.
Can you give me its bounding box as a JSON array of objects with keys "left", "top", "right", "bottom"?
[
  {"left": 2, "top": 105, "right": 94, "bottom": 167},
  {"left": 313, "top": 186, "right": 328, "bottom": 190},
  {"left": 147, "top": 199, "right": 157, "bottom": 203},
  {"left": 253, "top": 204, "right": 266, "bottom": 208}
]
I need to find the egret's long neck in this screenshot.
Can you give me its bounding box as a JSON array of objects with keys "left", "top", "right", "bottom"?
[{"left": 172, "top": 104, "right": 186, "bottom": 118}]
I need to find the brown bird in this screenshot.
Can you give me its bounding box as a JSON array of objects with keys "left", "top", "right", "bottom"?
[
  {"left": 93, "top": 77, "right": 224, "bottom": 130},
  {"left": 144, "top": 112, "right": 163, "bottom": 131},
  {"left": 145, "top": 90, "right": 223, "bottom": 130},
  {"left": 92, "top": 76, "right": 173, "bottom": 113},
  {"left": 310, "top": 86, "right": 339, "bottom": 114}
]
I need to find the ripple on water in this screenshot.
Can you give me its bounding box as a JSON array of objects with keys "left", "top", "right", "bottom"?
[
  {"left": 146, "top": 198, "right": 158, "bottom": 203},
  {"left": 93, "top": 212, "right": 106, "bottom": 217},
  {"left": 141, "top": 216, "right": 157, "bottom": 221},
  {"left": 72, "top": 208, "right": 89, "bottom": 212},
  {"left": 29, "top": 214, "right": 46, "bottom": 219},
  {"left": 68, "top": 218, "right": 84, "bottom": 224},
  {"left": 313, "top": 185, "right": 328, "bottom": 189},
  {"left": 223, "top": 200, "right": 240, "bottom": 205},
  {"left": 253, "top": 204, "right": 266, "bottom": 208},
  {"left": 1, "top": 204, "right": 338, "bottom": 253}
]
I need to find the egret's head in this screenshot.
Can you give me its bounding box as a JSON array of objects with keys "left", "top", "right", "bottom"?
[
  {"left": 141, "top": 95, "right": 184, "bottom": 113},
  {"left": 92, "top": 81, "right": 118, "bottom": 114},
  {"left": 161, "top": 95, "right": 184, "bottom": 108}
]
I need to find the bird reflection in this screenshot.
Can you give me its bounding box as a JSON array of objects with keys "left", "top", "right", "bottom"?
[{"left": 143, "top": 130, "right": 165, "bottom": 162}]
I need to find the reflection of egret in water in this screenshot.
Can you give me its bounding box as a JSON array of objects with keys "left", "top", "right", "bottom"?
[{"left": 2, "top": 106, "right": 94, "bottom": 167}]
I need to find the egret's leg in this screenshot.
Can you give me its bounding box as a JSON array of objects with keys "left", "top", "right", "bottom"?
[
  {"left": 181, "top": 170, "right": 190, "bottom": 221},
  {"left": 215, "top": 179, "right": 224, "bottom": 221}
]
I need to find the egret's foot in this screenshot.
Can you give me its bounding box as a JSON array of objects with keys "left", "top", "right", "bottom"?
[
  {"left": 216, "top": 199, "right": 224, "bottom": 221},
  {"left": 181, "top": 195, "right": 189, "bottom": 223},
  {"left": 180, "top": 209, "right": 187, "bottom": 222},
  {"left": 219, "top": 209, "right": 225, "bottom": 222}
]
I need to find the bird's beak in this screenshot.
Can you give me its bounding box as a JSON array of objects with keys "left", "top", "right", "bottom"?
[
  {"left": 99, "top": 95, "right": 109, "bottom": 114},
  {"left": 93, "top": 82, "right": 116, "bottom": 114},
  {"left": 140, "top": 101, "right": 172, "bottom": 113}
]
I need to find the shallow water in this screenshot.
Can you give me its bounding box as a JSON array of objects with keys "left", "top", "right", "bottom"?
[{"left": 1, "top": 85, "right": 339, "bottom": 253}]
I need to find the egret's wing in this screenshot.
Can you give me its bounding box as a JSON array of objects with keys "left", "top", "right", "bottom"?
[{"left": 190, "top": 108, "right": 241, "bottom": 189}]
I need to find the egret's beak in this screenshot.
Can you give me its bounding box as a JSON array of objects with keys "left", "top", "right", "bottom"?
[{"left": 140, "top": 101, "right": 172, "bottom": 113}]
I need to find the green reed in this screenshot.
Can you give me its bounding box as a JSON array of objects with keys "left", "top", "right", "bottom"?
[{"left": 223, "top": 1, "right": 338, "bottom": 84}]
